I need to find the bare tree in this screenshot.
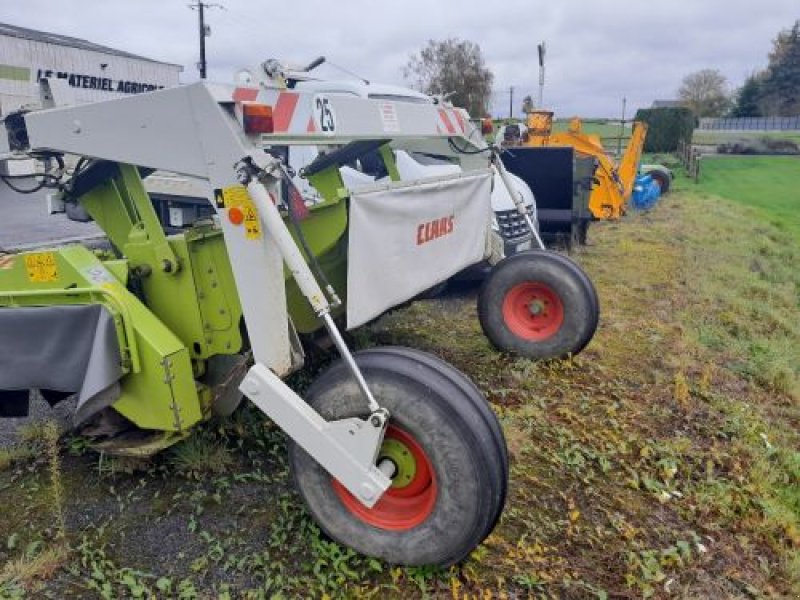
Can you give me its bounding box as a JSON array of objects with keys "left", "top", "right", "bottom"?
[
  {"left": 677, "top": 69, "right": 731, "bottom": 117},
  {"left": 405, "top": 38, "right": 494, "bottom": 117}
]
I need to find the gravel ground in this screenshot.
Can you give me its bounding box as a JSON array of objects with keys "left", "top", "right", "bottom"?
[
  {"left": 0, "top": 392, "right": 76, "bottom": 447},
  {"left": 0, "top": 184, "right": 100, "bottom": 250}
]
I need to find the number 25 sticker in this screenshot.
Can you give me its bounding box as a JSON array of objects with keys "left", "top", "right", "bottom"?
[{"left": 313, "top": 95, "right": 336, "bottom": 134}]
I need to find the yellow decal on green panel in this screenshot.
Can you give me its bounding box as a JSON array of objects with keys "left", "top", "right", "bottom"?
[{"left": 24, "top": 252, "right": 58, "bottom": 282}]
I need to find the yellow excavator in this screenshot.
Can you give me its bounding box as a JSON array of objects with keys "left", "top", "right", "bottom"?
[{"left": 521, "top": 111, "right": 667, "bottom": 219}]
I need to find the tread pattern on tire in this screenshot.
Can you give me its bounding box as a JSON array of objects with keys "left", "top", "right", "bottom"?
[
  {"left": 478, "top": 250, "right": 599, "bottom": 359},
  {"left": 368, "top": 347, "right": 508, "bottom": 535},
  {"left": 288, "top": 347, "right": 508, "bottom": 566}
]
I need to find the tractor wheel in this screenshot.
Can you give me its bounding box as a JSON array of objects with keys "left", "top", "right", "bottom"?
[
  {"left": 648, "top": 169, "right": 671, "bottom": 194},
  {"left": 289, "top": 347, "right": 507, "bottom": 566},
  {"left": 478, "top": 250, "right": 598, "bottom": 359},
  {"left": 368, "top": 347, "right": 508, "bottom": 534}
]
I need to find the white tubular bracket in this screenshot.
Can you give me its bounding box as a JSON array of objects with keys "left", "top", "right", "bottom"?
[
  {"left": 244, "top": 178, "right": 382, "bottom": 413},
  {"left": 242, "top": 177, "right": 389, "bottom": 507},
  {"left": 492, "top": 152, "right": 546, "bottom": 250},
  {"left": 246, "top": 180, "right": 330, "bottom": 314},
  {"left": 241, "top": 364, "right": 391, "bottom": 507}
]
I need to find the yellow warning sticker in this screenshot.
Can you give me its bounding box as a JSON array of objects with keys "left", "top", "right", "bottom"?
[
  {"left": 242, "top": 205, "right": 261, "bottom": 240},
  {"left": 24, "top": 252, "right": 59, "bottom": 282},
  {"left": 222, "top": 186, "right": 261, "bottom": 240}
]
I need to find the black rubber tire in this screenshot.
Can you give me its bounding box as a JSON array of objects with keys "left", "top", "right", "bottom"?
[
  {"left": 559, "top": 251, "right": 601, "bottom": 336},
  {"left": 288, "top": 347, "right": 507, "bottom": 566},
  {"left": 367, "top": 347, "right": 508, "bottom": 536},
  {"left": 504, "top": 250, "right": 600, "bottom": 334},
  {"left": 647, "top": 169, "right": 671, "bottom": 194},
  {"left": 478, "top": 250, "right": 598, "bottom": 359}
]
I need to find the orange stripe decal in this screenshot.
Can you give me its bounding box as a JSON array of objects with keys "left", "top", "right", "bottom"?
[
  {"left": 438, "top": 109, "right": 456, "bottom": 134},
  {"left": 453, "top": 110, "right": 466, "bottom": 133},
  {"left": 273, "top": 92, "right": 299, "bottom": 132},
  {"left": 307, "top": 116, "right": 317, "bottom": 133},
  {"left": 233, "top": 87, "right": 259, "bottom": 102}
]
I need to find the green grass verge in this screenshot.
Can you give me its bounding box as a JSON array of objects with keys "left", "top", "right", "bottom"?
[
  {"left": 694, "top": 156, "right": 800, "bottom": 237},
  {"left": 0, "top": 169, "right": 798, "bottom": 598}
]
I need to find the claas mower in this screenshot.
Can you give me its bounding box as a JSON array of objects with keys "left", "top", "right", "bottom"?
[{"left": 0, "top": 67, "right": 597, "bottom": 565}]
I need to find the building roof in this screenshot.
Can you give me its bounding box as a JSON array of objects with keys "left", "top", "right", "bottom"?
[
  {"left": 651, "top": 100, "right": 684, "bottom": 109},
  {"left": 0, "top": 22, "right": 183, "bottom": 69}
]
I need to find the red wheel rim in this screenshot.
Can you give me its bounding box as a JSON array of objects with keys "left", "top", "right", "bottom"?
[
  {"left": 333, "top": 425, "right": 437, "bottom": 531},
  {"left": 502, "top": 282, "right": 565, "bottom": 341}
]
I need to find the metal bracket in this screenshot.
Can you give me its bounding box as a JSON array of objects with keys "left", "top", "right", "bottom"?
[{"left": 241, "top": 364, "right": 391, "bottom": 507}]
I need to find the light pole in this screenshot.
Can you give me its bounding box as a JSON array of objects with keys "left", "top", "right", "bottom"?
[{"left": 537, "top": 42, "right": 546, "bottom": 108}]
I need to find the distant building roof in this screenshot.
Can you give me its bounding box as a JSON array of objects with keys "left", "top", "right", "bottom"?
[
  {"left": 0, "top": 22, "right": 183, "bottom": 69},
  {"left": 651, "top": 100, "right": 684, "bottom": 108}
]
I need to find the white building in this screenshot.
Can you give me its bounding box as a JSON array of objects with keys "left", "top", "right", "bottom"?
[{"left": 0, "top": 22, "right": 182, "bottom": 115}]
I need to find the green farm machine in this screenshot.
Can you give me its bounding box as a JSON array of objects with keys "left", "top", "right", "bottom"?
[{"left": 0, "top": 67, "right": 597, "bottom": 565}]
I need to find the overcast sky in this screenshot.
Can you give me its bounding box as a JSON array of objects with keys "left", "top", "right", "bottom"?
[{"left": 3, "top": 1, "right": 797, "bottom": 117}]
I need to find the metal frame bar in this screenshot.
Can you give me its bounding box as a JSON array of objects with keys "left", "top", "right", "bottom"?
[{"left": 19, "top": 81, "right": 408, "bottom": 506}]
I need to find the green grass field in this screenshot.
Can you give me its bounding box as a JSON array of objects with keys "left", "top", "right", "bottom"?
[
  {"left": 551, "top": 118, "right": 629, "bottom": 140},
  {"left": 695, "top": 156, "right": 800, "bottom": 237},
  {"left": 491, "top": 118, "right": 631, "bottom": 148},
  {"left": 692, "top": 130, "right": 800, "bottom": 146}
]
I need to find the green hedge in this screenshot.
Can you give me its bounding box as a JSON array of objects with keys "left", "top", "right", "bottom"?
[{"left": 634, "top": 107, "right": 695, "bottom": 152}]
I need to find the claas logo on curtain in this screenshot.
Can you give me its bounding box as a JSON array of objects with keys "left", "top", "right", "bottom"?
[{"left": 416, "top": 215, "right": 455, "bottom": 246}]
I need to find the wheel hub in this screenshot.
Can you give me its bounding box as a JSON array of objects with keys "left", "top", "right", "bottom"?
[
  {"left": 502, "top": 281, "right": 565, "bottom": 341},
  {"left": 378, "top": 438, "right": 417, "bottom": 488},
  {"left": 332, "top": 424, "right": 437, "bottom": 531},
  {"left": 527, "top": 299, "right": 544, "bottom": 316}
]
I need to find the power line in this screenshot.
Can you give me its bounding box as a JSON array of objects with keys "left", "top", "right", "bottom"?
[{"left": 188, "top": 2, "right": 224, "bottom": 79}]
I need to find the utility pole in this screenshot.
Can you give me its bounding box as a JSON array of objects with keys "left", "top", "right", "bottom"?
[
  {"left": 509, "top": 86, "right": 514, "bottom": 119},
  {"left": 189, "top": 2, "right": 222, "bottom": 79},
  {"left": 617, "top": 96, "right": 627, "bottom": 157}
]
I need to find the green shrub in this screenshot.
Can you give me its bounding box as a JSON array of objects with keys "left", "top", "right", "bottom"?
[{"left": 634, "top": 107, "right": 695, "bottom": 152}]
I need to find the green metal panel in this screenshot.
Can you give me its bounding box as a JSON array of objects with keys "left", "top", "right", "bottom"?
[
  {"left": 285, "top": 237, "right": 348, "bottom": 334},
  {"left": 0, "top": 245, "right": 203, "bottom": 431},
  {"left": 0, "top": 248, "right": 134, "bottom": 373},
  {"left": 78, "top": 178, "right": 137, "bottom": 253},
  {"left": 281, "top": 169, "right": 349, "bottom": 334},
  {"left": 184, "top": 226, "right": 244, "bottom": 357},
  {"left": 286, "top": 195, "right": 348, "bottom": 262},
  {"left": 125, "top": 234, "right": 215, "bottom": 361},
  {"left": 78, "top": 164, "right": 242, "bottom": 361},
  {"left": 379, "top": 144, "right": 401, "bottom": 181},
  {"left": 306, "top": 167, "right": 349, "bottom": 204}
]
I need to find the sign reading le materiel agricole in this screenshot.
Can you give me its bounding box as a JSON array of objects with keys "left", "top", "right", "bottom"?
[{"left": 35, "top": 68, "right": 165, "bottom": 94}]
